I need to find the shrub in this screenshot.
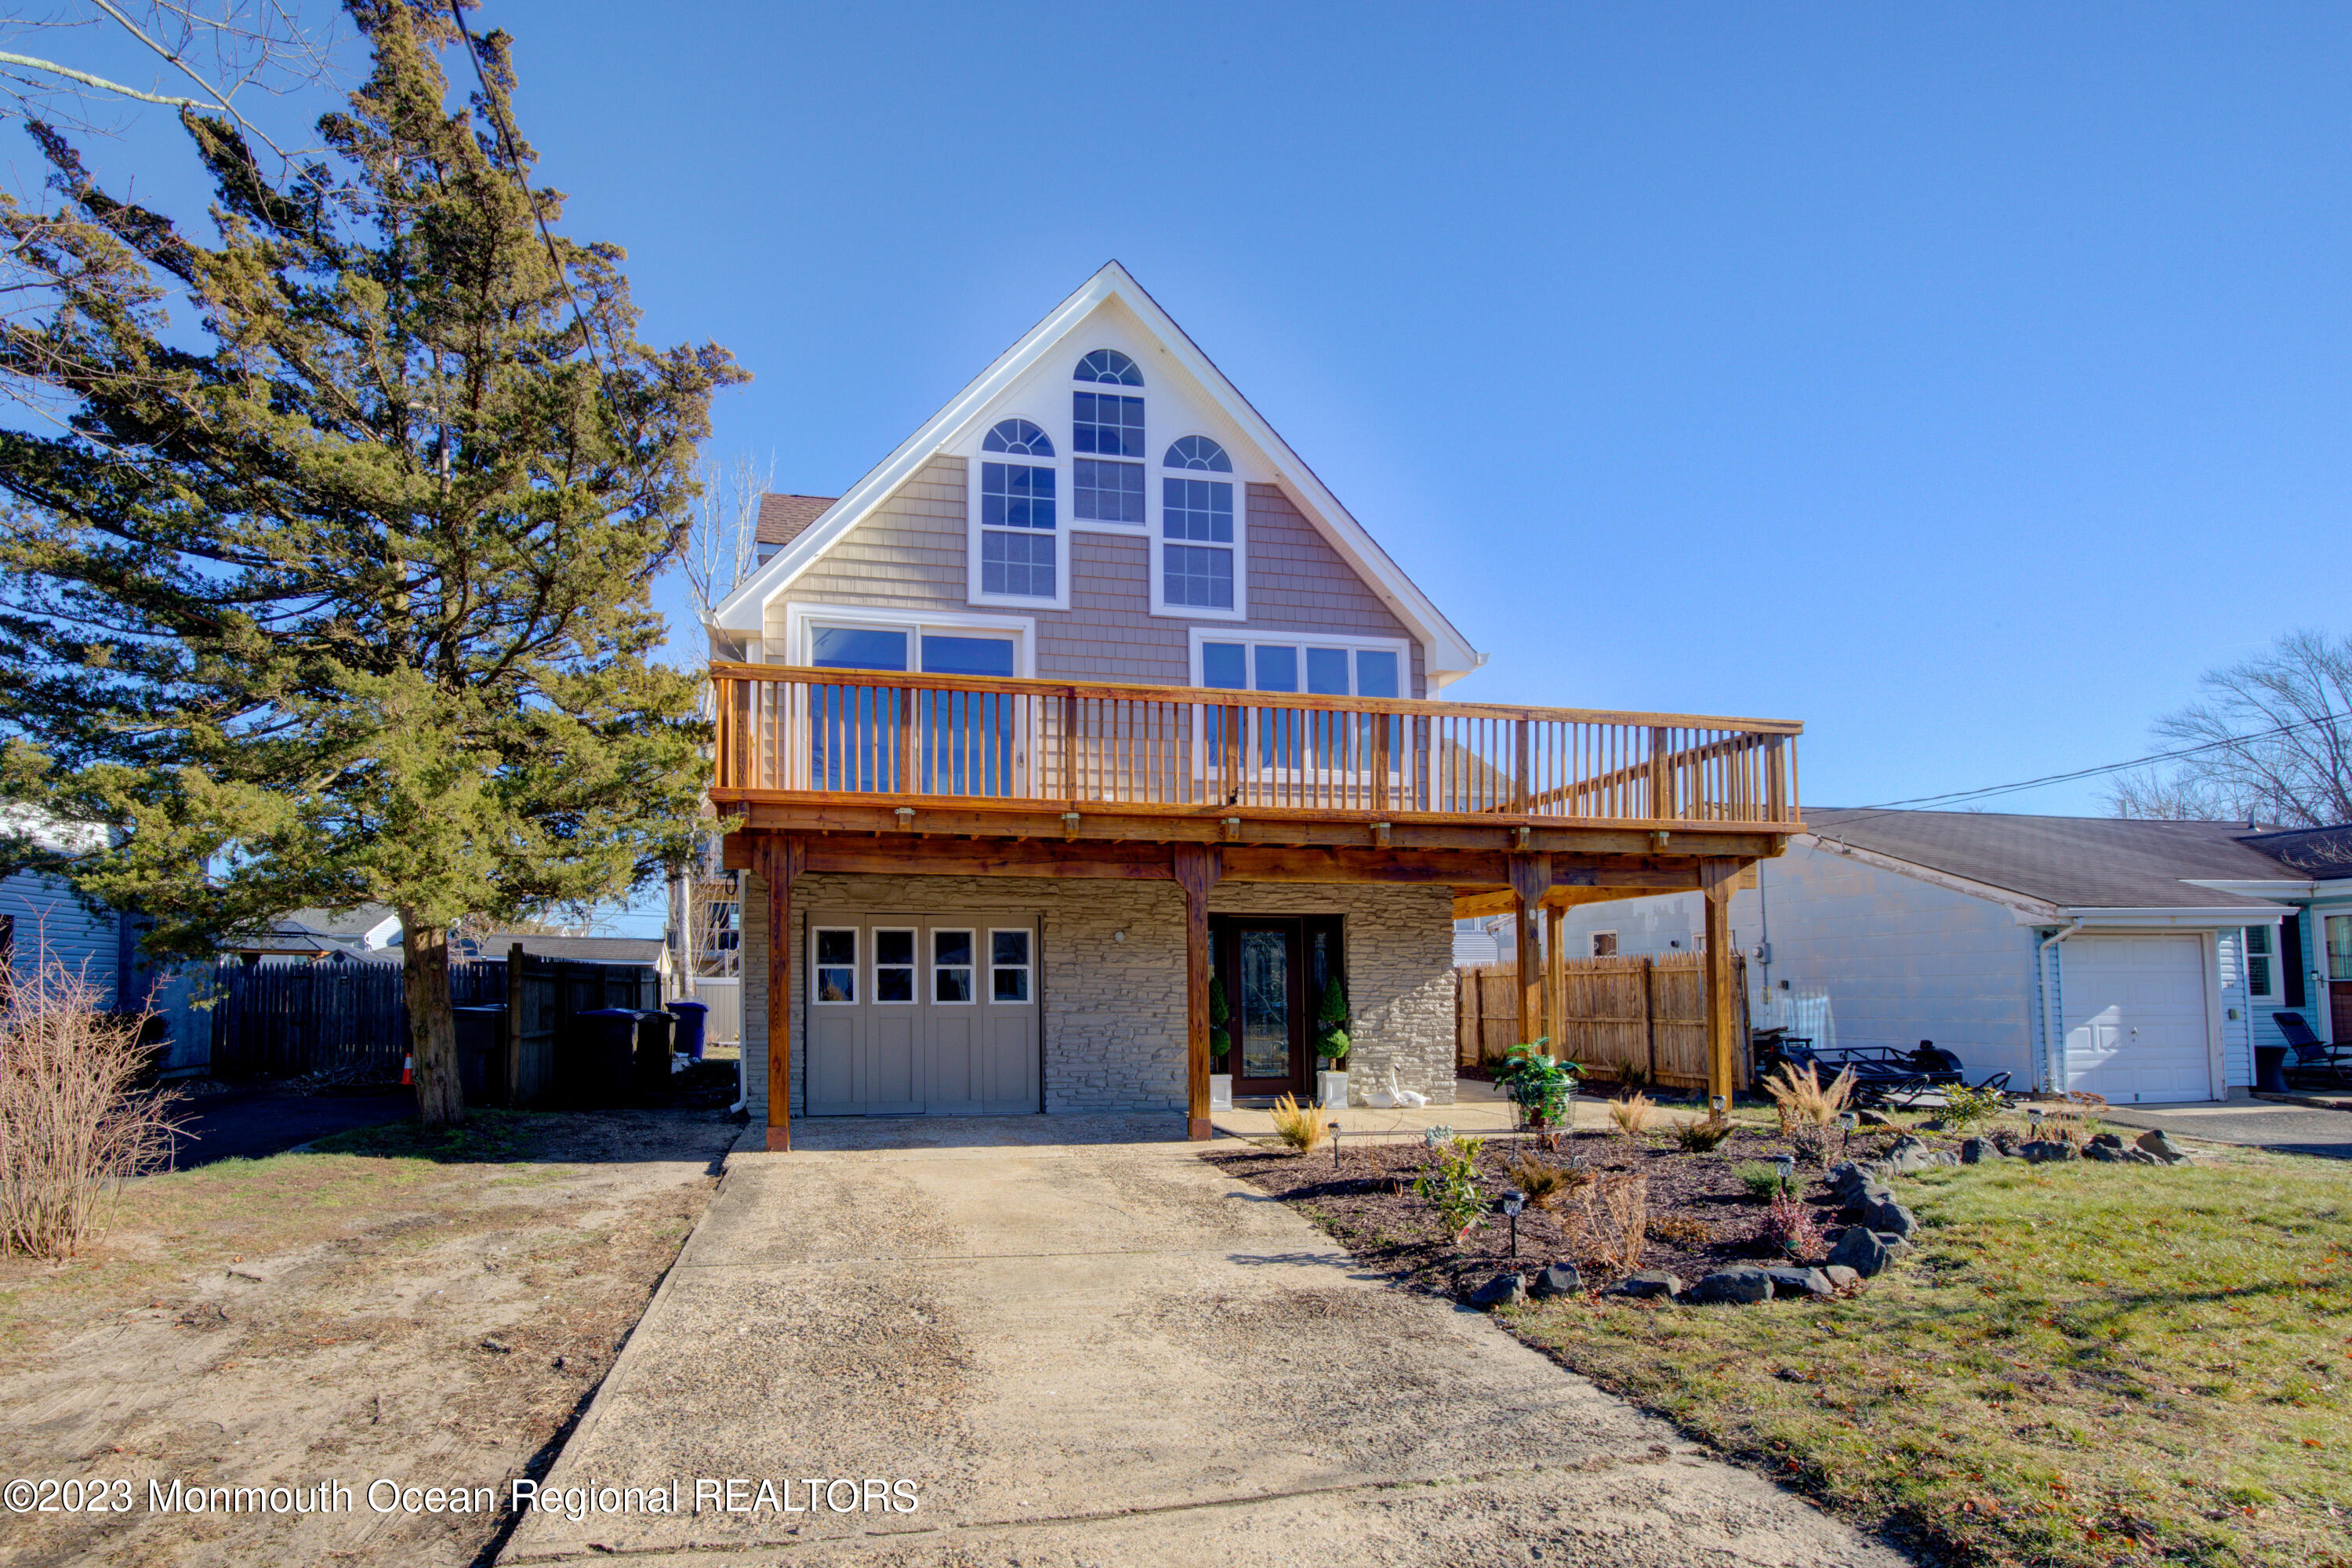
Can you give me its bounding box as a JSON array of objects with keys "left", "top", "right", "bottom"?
[
  {"left": 1673, "top": 1112, "right": 1736, "bottom": 1152},
  {"left": 1208, "top": 977, "right": 1231, "bottom": 1067},
  {"left": 1315, "top": 975, "right": 1349, "bottom": 1065},
  {"left": 1762, "top": 1192, "right": 1828, "bottom": 1262},
  {"left": 1607, "top": 1091, "right": 1656, "bottom": 1138},
  {"left": 0, "top": 961, "right": 181, "bottom": 1259},
  {"left": 1938, "top": 1083, "right": 2005, "bottom": 1134},
  {"left": 1597, "top": 1173, "right": 1650, "bottom": 1269},
  {"left": 1415, "top": 1135, "right": 1485, "bottom": 1241},
  {"left": 1733, "top": 1160, "right": 1788, "bottom": 1201},
  {"left": 1504, "top": 1156, "right": 1587, "bottom": 1210},
  {"left": 1269, "top": 1093, "right": 1331, "bottom": 1152},
  {"left": 1648, "top": 1212, "right": 1713, "bottom": 1248}
]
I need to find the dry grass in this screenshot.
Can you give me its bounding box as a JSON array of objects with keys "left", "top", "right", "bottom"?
[
  {"left": 0, "top": 960, "right": 183, "bottom": 1259},
  {"left": 1269, "top": 1093, "right": 1333, "bottom": 1152},
  {"left": 1607, "top": 1091, "right": 1656, "bottom": 1138},
  {"left": 1592, "top": 1172, "right": 1649, "bottom": 1270},
  {"left": 1762, "top": 1062, "right": 1857, "bottom": 1129},
  {"left": 1504, "top": 1156, "right": 1589, "bottom": 1210},
  {"left": 1510, "top": 1145, "right": 2352, "bottom": 1568}
]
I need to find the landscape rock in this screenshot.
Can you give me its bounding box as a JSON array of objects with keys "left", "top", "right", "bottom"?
[
  {"left": 2089, "top": 1132, "right": 2125, "bottom": 1151},
  {"left": 1857, "top": 1109, "right": 1899, "bottom": 1128},
  {"left": 2120, "top": 1148, "right": 2161, "bottom": 1164},
  {"left": 1607, "top": 1270, "right": 1685, "bottom": 1300},
  {"left": 1689, "top": 1266, "right": 1774, "bottom": 1305},
  {"left": 1826, "top": 1227, "right": 1897, "bottom": 1278},
  {"left": 1469, "top": 1272, "right": 1527, "bottom": 1309},
  {"left": 1885, "top": 1135, "right": 1938, "bottom": 1174},
  {"left": 1763, "top": 1265, "right": 1835, "bottom": 1299},
  {"left": 1862, "top": 1198, "right": 1920, "bottom": 1239},
  {"left": 1530, "top": 1263, "right": 1583, "bottom": 1299},
  {"left": 2084, "top": 1142, "right": 2122, "bottom": 1162},
  {"left": 1840, "top": 1181, "right": 1895, "bottom": 1218},
  {"left": 2019, "top": 1138, "right": 2081, "bottom": 1163},
  {"left": 1959, "top": 1136, "right": 2009, "bottom": 1164},
  {"left": 2135, "top": 1128, "right": 2191, "bottom": 1164},
  {"left": 1821, "top": 1264, "right": 1863, "bottom": 1290}
]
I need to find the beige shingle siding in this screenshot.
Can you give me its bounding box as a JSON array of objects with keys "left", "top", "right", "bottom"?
[{"left": 768, "top": 460, "right": 1425, "bottom": 696}]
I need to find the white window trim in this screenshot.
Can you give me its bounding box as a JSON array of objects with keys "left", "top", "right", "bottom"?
[
  {"left": 2242, "top": 925, "right": 2281, "bottom": 1004},
  {"left": 1151, "top": 443, "right": 1247, "bottom": 619},
  {"left": 988, "top": 927, "right": 1033, "bottom": 1005},
  {"left": 811, "top": 927, "right": 858, "bottom": 1006},
  {"left": 931, "top": 927, "right": 978, "bottom": 1006},
  {"left": 873, "top": 927, "right": 916, "bottom": 1006},
  {"left": 778, "top": 602, "right": 1036, "bottom": 677},
  {"left": 967, "top": 414, "right": 1070, "bottom": 609},
  {"left": 1185, "top": 628, "right": 1414, "bottom": 694},
  {"left": 1069, "top": 353, "right": 1152, "bottom": 536}
]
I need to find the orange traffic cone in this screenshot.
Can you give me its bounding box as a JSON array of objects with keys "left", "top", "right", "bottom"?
[{"left": 401, "top": 1053, "right": 413, "bottom": 1085}]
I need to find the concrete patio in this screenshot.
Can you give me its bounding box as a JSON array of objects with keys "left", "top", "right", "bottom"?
[{"left": 499, "top": 1116, "right": 1906, "bottom": 1567}]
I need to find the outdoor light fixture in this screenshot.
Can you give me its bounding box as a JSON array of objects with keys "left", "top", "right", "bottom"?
[
  {"left": 1836, "top": 1109, "right": 1858, "bottom": 1159},
  {"left": 1501, "top": 1187, "right": 1526, "bottom": 1258},
  {"left": 1331, "top": 1121, "right": 1341, "bottom": 1170},
  {"left": 1112, "top": 930, "right": 1127, "bottom": 943},
  {"left": 1773, "top": 1152, "right": 1796, "bottom": 1196},
  {"left": 1711, "top": 1095, "right": 1727, "bottom": 1116}
]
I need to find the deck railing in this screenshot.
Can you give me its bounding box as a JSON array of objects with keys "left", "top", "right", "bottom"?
[{"left": 709, "top": 663, "right": 1801, "bottom": 827}]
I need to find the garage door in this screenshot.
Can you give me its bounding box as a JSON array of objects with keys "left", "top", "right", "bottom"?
[
  {"left": 804, "top": 914, "right": 1040, "bottom": 1116},
  {"left": 2060, "top": 934, "right": 2215, "bottom": 1103}
]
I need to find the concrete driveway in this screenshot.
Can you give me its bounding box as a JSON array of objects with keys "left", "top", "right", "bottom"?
[
  {"left": 500, "top": 1117, "right": 1903, "bottom": 1568},
  {"left": 2096, "top": 1099, "right": 2352, "bottom": 1160}
]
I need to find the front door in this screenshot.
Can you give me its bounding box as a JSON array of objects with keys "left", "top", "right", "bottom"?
[{"left": 1225, "top": 919, "right": 1308, "bottom": 1099}]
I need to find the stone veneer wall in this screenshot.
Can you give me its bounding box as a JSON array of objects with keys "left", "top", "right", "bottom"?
[{"left": 736, "top": 874, "right": 1455, "bottom": 1118}]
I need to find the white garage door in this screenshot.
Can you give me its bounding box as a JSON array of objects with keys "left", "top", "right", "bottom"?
[
  {"left": 804, "top": 913, "right": 1041, "bottom": 1116},
  {"left": 2060, "top": 934, "right": 2215, "bottom": 1104}
]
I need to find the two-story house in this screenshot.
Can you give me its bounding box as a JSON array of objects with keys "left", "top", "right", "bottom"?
[{"left": 707, "top": 263, "right": 1804, "bottom": 1147}]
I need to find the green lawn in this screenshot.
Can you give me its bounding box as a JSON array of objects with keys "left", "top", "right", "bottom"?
[{"left": 1501, "top": 1140, "right": 2351, "bottom": 1567}]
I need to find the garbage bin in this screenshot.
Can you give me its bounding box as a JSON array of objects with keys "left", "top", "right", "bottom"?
[
  {"left": 452, "top": 1005, "right": 506, "bottom": 1105},
  {"left": 2255, "top": 1044, "right": 2290, "bottom": 1094},
  {"left": 634, "top": 1009, "right": 675, "bottom": 1089},
  {"left": 565, "top": 1008, "right": 639, "bottom": 1106},
  {"left": 666, "top": 1000, "right": 710, "bottom": 1061}
]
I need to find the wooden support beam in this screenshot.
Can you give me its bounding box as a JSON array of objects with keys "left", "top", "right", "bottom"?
[
  {"left": 1509, "top": 854, "right": 1548, "bottom": 1054},
  {"left": 1173, "top": 844, "right": 1222, "bottom": 1142},
  {"left": 1544, "top": 903, "right": 1565, "bottom": 1062},
  {"left": 1700, "top": 856, "right": 1742, "bottom": 1109},
  {"left": 758, "top": 835, "right": 804, "bottom": 1152},
  {"left": 1450, "top": 884, "right": 1690, "bottom": 920}
]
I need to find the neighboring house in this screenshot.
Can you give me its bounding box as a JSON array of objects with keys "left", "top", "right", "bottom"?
[
  {"left": 705, "top": 263, "right": 1806, "bottom": 1145},
  {"left": 457, "top": 931, "right": 677, "bottom": 989},
  {"left": 1546, "top": 808, "right": 2325, "bottom": 1105},
  {"left": 0, "top": 808, "right": 143, "bottom": 1006},
  {"left": 2176, "top": 822, "right": 2352, "bottom": 1056},
  {"left": 227, "top": 904, "right": 404, "bottom": 964}
]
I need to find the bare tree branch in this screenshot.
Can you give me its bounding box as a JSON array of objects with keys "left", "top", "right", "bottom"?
[{"left": 2107, "top": 629, "right": 2352, "bottom": 827}]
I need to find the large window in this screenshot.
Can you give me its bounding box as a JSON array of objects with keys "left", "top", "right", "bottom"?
[
  {"left": 804, "top": 619, "right": 1022, "bottom": 793},
  {"left": 1073, "top": 352, "right": 1145, "bottom": 528},
  {"left": 978, "top": 419, "right": 1056, "bottom": 599},
  {"left": 1196, "top": 634, "right": 1409, "bottom": 770},
  {"left": 1163, "top": 437, "right": 1235, "bottom": 609}
]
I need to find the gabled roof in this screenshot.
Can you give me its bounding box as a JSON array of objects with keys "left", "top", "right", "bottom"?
[
  {"left": 1803, "top": 808, "right": 2294, "bottom": 909},
  {"left": 2238, "top": 823, "right": 2352, "bottom": 880},
  {"left": 283, "top": 905, "right": 401, "bottom": 944},
  {"left": 757, "top": 493, "right": 836, "bottom": 547},
  {"left": 459, "top": 933, "right": 668, "bottom": 967},
  {"left": 712, "top": 262, "right": 1484, "bottom": 686}
]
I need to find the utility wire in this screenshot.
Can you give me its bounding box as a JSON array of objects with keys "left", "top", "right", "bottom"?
[
  {"left": 1832, "top": 709, "right": 2346, "bottom": 825},
  {"left": 447, "top": 2, "right": 605, "bottom": 383}
]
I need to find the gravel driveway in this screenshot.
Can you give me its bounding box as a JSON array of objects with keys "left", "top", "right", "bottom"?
[{"left": 499, "top": 1118, "right": 1907, "bottom": 1568}]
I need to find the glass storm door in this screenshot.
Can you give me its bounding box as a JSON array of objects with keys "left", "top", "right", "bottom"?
[{"left": 1228, "top": 920, "right": 1306, "bottom": 1097}]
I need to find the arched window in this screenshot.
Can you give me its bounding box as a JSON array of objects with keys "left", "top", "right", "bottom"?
[
  {"left": 1074, "top": 349, "right": 1143, "bottom": 386},
  {"left": 982, "top": 419, "right": 1054, "bottom": 457},
  {"left": 978, "top": 419, "right": 1055, "bottom": 598},
  {"left": 1163, "top": 435, "right": 1231, "bottom": 472},
  {"left": 1162, "top": 437, "right": 1235, "bottom": 609},
  {"left": 1073, "top": 354, "right": 1145, "bottom": 526}
]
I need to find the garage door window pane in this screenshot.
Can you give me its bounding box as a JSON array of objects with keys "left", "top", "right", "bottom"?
[
  {"left": 934, "top": 930, "right": 975, "bottom": 1003},
  {"left": 815, "top": 929, "right": 856, "bottom": 1003},
  {"left": 992, "top": 929, "right": 1030, "bottom": 1002},
  {"left": 875, "top": 928, "right": 915, "bottom": 1003}
]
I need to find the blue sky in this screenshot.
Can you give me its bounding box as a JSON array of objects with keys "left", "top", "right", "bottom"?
[{"left": 20, "top": 2, "right": 2352, "bottom": 934}]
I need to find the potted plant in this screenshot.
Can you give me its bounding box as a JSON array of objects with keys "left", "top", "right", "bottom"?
[
  {"left": 1495, "top": 1039, "right": 1578, "bottom": 1131},
  {"left": 1208, "top": 975, "right": 1232, "bottom": 1110},
  {"left": 1314, "top": 975, "right": 1350, "bottom": 1108}
]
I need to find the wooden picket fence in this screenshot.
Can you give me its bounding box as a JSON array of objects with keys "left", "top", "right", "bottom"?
[{"left": 1456, "top": 953, "right": 1750, "bottom": 1091}]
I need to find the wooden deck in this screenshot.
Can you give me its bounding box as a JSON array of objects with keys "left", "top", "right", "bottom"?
[{"left": 711, "top": 663, "right": 1806, "bottom": 1146}]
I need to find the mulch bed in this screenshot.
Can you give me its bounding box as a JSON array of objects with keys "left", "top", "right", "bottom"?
[{"left": 1208, "top": 1120, "right": 1969, "bottom": 1301}]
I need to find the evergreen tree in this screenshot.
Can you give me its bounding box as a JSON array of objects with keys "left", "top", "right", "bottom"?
[{"left": 0, "top": 1, "right": 743, "bottom": 1127}]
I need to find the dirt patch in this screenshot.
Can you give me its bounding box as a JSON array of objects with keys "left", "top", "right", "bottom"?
[
  {"left": 0, "top": 1107, "right": 739, "bottom": 1568},
  {"left": 1207, "top": 1122, "right": 1954, "bottom": 1299}
]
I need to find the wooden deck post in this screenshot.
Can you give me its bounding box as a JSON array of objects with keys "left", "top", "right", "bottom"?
[
  {"left": 1508, "top": 854, "right": 1549, "bottom": 1051},
  {"left": 1544, "top": 903, "right": 1565, "bottom": 1062},
  {"left": 1700, "top": 856, "right": 1740, "bottom": 1106},
  {"left": 759, "top": 834, "right": 804, "bottom": 1152},
  {"left": 1174, "top": 844, "right": 1223, "bottom": 1140}
]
